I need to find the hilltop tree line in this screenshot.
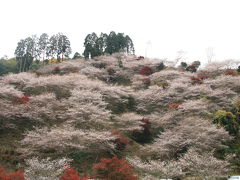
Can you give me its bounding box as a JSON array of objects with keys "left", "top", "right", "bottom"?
[
  {"left": 14, "top": 33, "right": 72, "bottom": 72},
  {"left": 83, "top": 31, "right": 134, "bottom": 59},
  {"left": 0, "top": 31, "right": 134, "bottom": 75}
]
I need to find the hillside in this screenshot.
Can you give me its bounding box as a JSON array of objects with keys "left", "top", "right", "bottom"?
[{"left": 0, "top": 53, "right": 240, "bottom": 179}]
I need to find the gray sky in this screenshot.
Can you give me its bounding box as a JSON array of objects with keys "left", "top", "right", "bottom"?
[{"left": 1, "top": 0, "right": 240, "bottom": 63}]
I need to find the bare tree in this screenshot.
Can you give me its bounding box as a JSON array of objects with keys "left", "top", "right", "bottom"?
[
  {"left": 145, "top": 40, "right": 151, "bottom": 58},
  {"left": 206, "top": 47, "right": 215, "bottom": 63},
  {"left": 175, "top": 50, "right": 187, "bottom": 66}
]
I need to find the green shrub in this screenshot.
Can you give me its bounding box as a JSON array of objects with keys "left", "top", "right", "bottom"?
[
  {"left": 232, "top": 101, "right": 240, "bottom": 122},
  {"left": 155, "top": 62, "right": 166, "bottom": 72},
  {"left": 106, "top": 96, "right": 135, "bottom": 114},
  {"left": 131, "top": 118, "right": 153, "bottom": 143},
  {"left": 213, "top": 110, "right": 239, "bottom": 136},
  {"left": 0, "top": 58, "right": 18, "bottom": 75}
]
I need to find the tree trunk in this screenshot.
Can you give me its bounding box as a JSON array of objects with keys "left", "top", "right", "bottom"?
[{"left": 19, "top": 58, "right": 22, "bottom": 73}]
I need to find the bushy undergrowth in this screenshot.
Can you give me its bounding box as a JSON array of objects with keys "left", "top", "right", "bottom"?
[
  {"left": 0, "top": 54, "right": 240, "bottom": 179},
  {"left": 93, "top": 156, "right": 138, "bottom": 180},
  {"left": 0, "top": 168, "right": 24, "bottom": 180}
]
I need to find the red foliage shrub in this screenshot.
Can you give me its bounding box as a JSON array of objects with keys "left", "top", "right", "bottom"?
[
  {"left": 131, "top": 118, "right": 152, "bottom": 143},
  {"left": 225, "top": 69, "right": 238, "bottom": 76},
  {"left": 168, "top": 103, "right": 181, "bottom": 110},
  {"left": 197, "top": 74, "right": 209, "bottom": 80},
  {"left": 139, "top": 66, "right": 153, "bottom": 76},
  {"left": 93, "top": 156, "right": 138, "bottom": 180},
  {"left": 60, "top": 168, "right": 89, "bottom": 180},
  {"left": 0, "top": 168, "right": 24, "bottom": 180},
  {"left": 191, "top": 76, "right": 203, "bottom": 85},
  {"left": 14, "top": 95, "right": 30, "bottom": 104},
  {"left": 52, "top": 66, "right": 61, "bottom": 74},
  {"left": 191, "top": 74, "right": 209, "bottom": 85},
  {"left": 111, "top": 130, "right": 128, "bottom": 151}
]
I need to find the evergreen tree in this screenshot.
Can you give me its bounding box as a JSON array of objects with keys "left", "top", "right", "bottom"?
[
  {"left": 57, "top": 33, "right": 72, "bottom": 60},
  {"left": 125, "top": 35, "right": 135, "bottom": 54},
  {"left": 15, "top": 36, "right": 36, "bottom": 72},
  {"left": 38, "top": 33, "right": 49, "bottom": 61},
  {"left": 15, "top": 39, "right": 27, "bottom": 72},
  {"left": 83, "top": 31, "right": 135, "bottom": 58},
  {"left": 97, "top": 33, "right": 108, "bottom": 54},
  {"left": 72, "top": 52, "right": 81, "bottom": 59},
  {"left": 25, "top": 35, "right": 39, "bottom": 60},
  {"left": 47, "top": 34, "right": 58, "bottom": 59},
  {"left": 105, "top": 31, "right": 117, "bottom": 54},
  {"left": 83, "top": 32, "right": 100, "bottom": 59}
]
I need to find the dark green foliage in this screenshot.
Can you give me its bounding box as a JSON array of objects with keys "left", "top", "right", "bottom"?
[
  {"left": 0, "top": 114, "right": 42, "bottom": 136},
  {"left": 24, "top": 85, "right": 71, "bottom": 100},
  {"left": 107, "top": 74, "right": 131, "bottom": 85},
  {"left": 129, "top": 119, "right": 163, "bottom": 145},
  {"left": 83, "top": 32, "right": 101, "bottom": 59},
  {"left": 68, "top": 151, "right": 96, "bottom": 173},
  {"left": 238, "top": 66, "right": 240, "bottom": 73},
  {"left": 0, "top": 58, "right": 18, "bottom": 76},
  {"left": 16, "top": 52, "right": 34, "bottom": 72},
  {"left": 126, "top": 96, "right": 136, "bottom": 111},
  {"left": 97, "top": 33, "right": 108, "bottom": 54},
  {"left": 213, "top": 110, "right": 239, "bottom": 136},
  {"left": 131, "top": 118, "right": 153, "bottom": 143},
  {"left": 155, "top": 62, "right": 166, "bottom": 71},
  {"left": 72, "top": 52, "right": 82, "bottom": 59},
  {"left": 105, "top": 31, "right": 118, "bottom": 55},
  {"left": 68, "top": 151, "right": 112, "bottom": 174},
  {"left": 83, "top": 31, "right": 134, "bottom": 59},
  {"left": 215, "top": 136, "right": 240, "bottom": 173},
  {"left": 91, "top": 61, "right": 108, "bottom": 69},
  {"left": 186, "top": 65, "right": 197, "bottom": 73},
  {"left": 29, "top": 60, "right": 41, "bottom": 70},
  {"left": 231, "top": 101, "right": 240, "bottom": 122},
  {"left": 214, "top": 102, "right": 240, "bottom": 172},
  {"left": 180, "top": 62, "right": 188, "bottom": 68},
  {"left": 105, "top": 96, "right": 135, "bottom": 114},
  {"left": 105, "top": 32, "right": 134, "bottom": 55}
]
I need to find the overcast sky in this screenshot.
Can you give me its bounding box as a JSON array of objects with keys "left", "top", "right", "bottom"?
[{"left": 1, "top": 0, "right": 240, "bottom": 63}]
